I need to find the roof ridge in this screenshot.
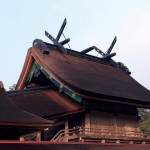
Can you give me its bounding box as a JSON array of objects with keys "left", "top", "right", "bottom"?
[{"left": 44, "top": 42, "right": 116, "bottom": 67}]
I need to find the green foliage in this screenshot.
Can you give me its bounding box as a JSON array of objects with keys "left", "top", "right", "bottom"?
[
  {"left": 138, "top": 108, "right": 150, "bottom": 132},
  {"left": 140, "top": 119, "right": 150, "bottom": 132}
]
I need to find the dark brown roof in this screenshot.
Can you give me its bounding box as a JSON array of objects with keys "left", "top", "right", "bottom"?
[
  {"left": 0, "top": 84, "right": 53, "bottom": 128},
  {"left": 8, "top": 88, "right": 84, "bottom": 119},
  {"left": 16, "top": 47, "right": 150, "bottom": 105}
]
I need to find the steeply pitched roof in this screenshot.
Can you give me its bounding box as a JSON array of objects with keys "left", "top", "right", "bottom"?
[
  {"left": 16, "top": 46, "right": 150, "bottom": 106},
  {"left": 0, "top": 83, "right": 53, "bottom": 128},
  {"left": 8, "top": 87, "right": 84, "bottom": 119}
]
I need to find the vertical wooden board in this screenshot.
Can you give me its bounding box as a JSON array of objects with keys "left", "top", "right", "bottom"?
[{"left": 85, "top": 113, "right": 90, "bottom": 133}]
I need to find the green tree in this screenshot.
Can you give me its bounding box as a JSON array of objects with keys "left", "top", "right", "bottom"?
[{"left": 138, "top": 108, "right": 150, "bottom": 132}]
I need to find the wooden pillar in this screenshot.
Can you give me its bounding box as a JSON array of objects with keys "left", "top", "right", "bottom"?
[
  {"left": 36, "top": 131, "right": 41, "bottom": 141},
  {"left": 64, "top": 119, "right": 69, "bottom": 142},
  {"left": 129, "top": 141, "right": 133, "bottom": 144},
  {"left": 116, "top": 140, "right": 120, "bottom": 144},
  {"left": 142, "top": 141, "right": 145, "bottom": 144},
  {"left": 113, "top": 116, "right": 118, "bottom": 137},
  {"left": 19, "top": 136, "right": 25, "bottom": 141},
  {"left": 41, "top": 130, "right": 45, "bottom": 141},
  {"left": 101, "top": 139, "right": 105, "bottom": 143},
  {"left": 85, "top": 113, "right": 90, "bottom": 134}
]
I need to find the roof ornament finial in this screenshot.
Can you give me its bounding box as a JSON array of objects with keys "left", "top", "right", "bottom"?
[
  {"left": 56, "top": 18, "right": 67, "bottom": 41},
  {"left": 105, "top": 36, "right": 117, "bottom": 55},
  {"left": 33, "top": 39, "right": 49, "bottom": 54},
  {"left": 81, "top": 36, "right": 117, "bottom": 60},
  {"left": 81, "top": 37, "right": 131, "bottom": 75},
  {"left": 45, "top": 18, "right": 71, "bottom": 53}
]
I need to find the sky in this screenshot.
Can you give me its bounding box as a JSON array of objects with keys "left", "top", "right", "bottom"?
[{"left": 0, "top": 0, "right": 150, "bottom": 90}]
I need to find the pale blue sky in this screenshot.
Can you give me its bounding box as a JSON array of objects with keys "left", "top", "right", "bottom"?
[{"left": 0, "top": 0, "right": 150, "bottom": 90}]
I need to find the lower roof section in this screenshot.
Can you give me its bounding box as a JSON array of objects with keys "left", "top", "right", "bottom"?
[
  {"left": 0, "top": 84, "right": 53, "bottom": 128},
  {"left": 8, "top": 87, "right": 84, "bottom": 119}
]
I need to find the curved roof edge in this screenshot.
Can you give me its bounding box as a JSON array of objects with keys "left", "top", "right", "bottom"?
[{"left": 16, "top": 46, "right": 150, "bottom": 107}]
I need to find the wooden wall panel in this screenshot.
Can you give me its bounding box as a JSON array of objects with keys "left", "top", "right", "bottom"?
[{"left": 87, "top": 112, "right": 140, "bottom": 133}]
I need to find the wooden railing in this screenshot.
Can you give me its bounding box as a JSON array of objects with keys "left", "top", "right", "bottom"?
[
  {"left": 50, "top": 127, "right": 150, "bottom": 142},
  {"left": 83, "top": 128, "right": 144, "bottom": 138},
  {"left": 50, "top": 129, "right": 65, "bottom": 142},
  {"left": 50, "top": 127, "right": 81, "bottom": 142}
]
